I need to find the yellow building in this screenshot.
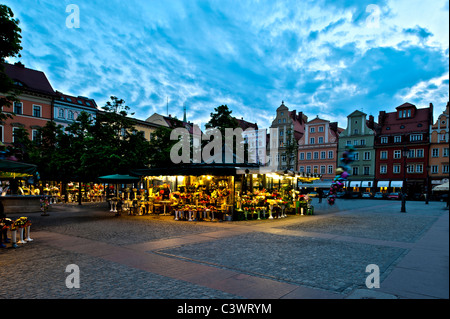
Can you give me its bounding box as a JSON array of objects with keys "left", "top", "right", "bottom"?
[{"left": 429, "top": 102, "right": 449, "bottom": 187}]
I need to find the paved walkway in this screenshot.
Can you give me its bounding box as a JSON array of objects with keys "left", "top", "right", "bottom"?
[{"left": 1, "top": 199, "right": 448, "bottom": 300}]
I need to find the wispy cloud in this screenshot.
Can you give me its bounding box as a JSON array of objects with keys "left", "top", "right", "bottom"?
[{"left": 4, "top": 0, "right": 449, "bottom": 130}]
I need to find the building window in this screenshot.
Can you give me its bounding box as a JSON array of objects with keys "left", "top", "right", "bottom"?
[
  {"left": 33, "top": 105, "right": 41, "bottom": 117},
  {"left": 416, "top": 149, "right": 424, "bottom": 158},
  {"left": 353, "top": 140, "right": 358, "bottom": 146},
  {"left": 299, "top": 166, "right": 305, "bottom": 173},
  {"left": 431, "top": 165, "right": 439, "bottom": 174},
  {"left": 393, "top": 165, "right": 401, "bottom": 174},
  {"left": 14, "top": 102, "right": 23, "bottom": 115},
  {"left": 360, "top": 139, "right": 366, "bottom": 145},
  {"left": 279, "top": 130, "right": 283, "bottom": 136},
  {"left": 306, "top": 166, "right": 311, "bottom": 173},
  {"left": 363, "top": 166, "right": 370, "bottom": 175},
  {"left": 364, "top": 151, "right": 371, "bottom": 160},
  {"left": 354, "top": 129, "right": 359, "bottom": 135},
  {"left": 407, "top": 165, "right": 414, "bottom": 173},
  {"left": 318, "top": 137, "right": 324, "bottom": 143},
  {"left": 443, "top": 148, "right": 449, "bottom": 157},
  {"left": 443, "top": 165, "right": 449, "bottom": 174},
  {"left": 394, "top": 150, "right": 401, "bottom": 159},
  {"left": 320, "top": 165, "right": 326, "bottom": 174},
  {"left": 352, "top": 166, "right": 359, "bottom": 175},
  {"left": 12, "top": 127, "right": 20, "bottom": 143},
  {"left": 432, "top": 148, "right": 439, "bottom": 157},
  {"left": 381, "top": 136, "right": 388, "bottom": 143},
  {"left": 310, "top": 137, "right": 315, "bottom": 144},
  {"left": 299, "top": 152, "right": 305, "bottom": 160},
  {"left": 313, "top": 166, "right": 318, "bottom": 173},
  {"left": 354, "top": 152, "right": 359, "bottom": 160},
  {"left": 346, "top": 140, "right": 352, "bottom": 146},
  {"left": 380, "top": 151, "right": 388, "bottom": 159},
  {"left": 32, "top": 129, "right": 40, "bottom": 142},
  {"left": 58, "top": 109, "right": 65, "bottom": 118},
  {"left": 380, "top": 165, "right": 387, "bottom": 174},
  {"left": 328, "top": 151, "right": 333, "bottom": 159},
  {"left": 306, "top": 152, "right": 311, "bottom": 160},
  {"left": 281, "top": 154, "right": 286, "bottom": 162},
  {"left": 318, "top": 126, "right": 324, "bottom": 132},
  {"left": 408, "top": 149, "right": 415, "bottom": 158},
  {"left": 328, "top": 165, "right": 333, "bottom": 174},
  {"left": 313, "top": 152, "right": 319, "bottom": 159},
  {"left": 310, "top": 127, "right": 315, "bottom": 133},
  {"left": 410, "top": 134, "right": 422, "bottom": 141},
  {"left": 394, "top": 136, "right": 401, "bottom": 143},
  {"left": 321, "top": 151, "right": 326, "bottom": 159},
  {"left": 416, "top": 164, "right": 423, "bottom": 173}
]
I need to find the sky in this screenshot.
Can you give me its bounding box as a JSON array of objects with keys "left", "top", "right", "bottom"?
[{"left": 4, "top": 0, "right": 449, "bottom": 130}]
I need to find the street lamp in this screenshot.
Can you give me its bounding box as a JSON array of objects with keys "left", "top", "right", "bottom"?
[
  {"left": 401, "top": 147, "right": 409, "bottom": 213},
  {"left": 425, "top": 165, "right": 430, "bottom": 205}
]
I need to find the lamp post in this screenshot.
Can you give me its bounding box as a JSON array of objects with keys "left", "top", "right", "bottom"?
[
  {"left": 425, "top": 165, "right": 430, "bottom": 205},
  {"left": 401, "top": 147, "right": 409, "bottom": 213}
]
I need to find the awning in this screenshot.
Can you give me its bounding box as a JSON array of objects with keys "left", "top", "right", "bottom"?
[
  {"left": 361, "top": 181, "right": 373, "bottom": 187},
  {"left": 377, "top": 181, "right": 390, "bottom": 187},
  {"left": 0, "top": 159, "right": 37, "bottom": 174},
  {"left": 390, "top": 181, "right": 403, "bottom": 187},
  {"left": 433, "top": 182, "right": 449, "bottom": 191},
  {"left": 349, "top": 181, "right": 362, "bottom": 187}
]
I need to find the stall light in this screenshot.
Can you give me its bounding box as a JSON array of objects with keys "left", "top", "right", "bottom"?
[{"left": 206, "top": 175, "right": 212, "bottom": 180}]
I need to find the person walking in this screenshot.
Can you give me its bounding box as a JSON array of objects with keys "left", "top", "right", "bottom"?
[{"left": 318, "top": 189, "right": 323, "bottom": 203}]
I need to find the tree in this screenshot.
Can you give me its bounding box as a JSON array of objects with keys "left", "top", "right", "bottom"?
[
  {"left": 205, "top": 105, "right": 239, "bottom": 137},
  {"left": 0, "top": 4, "right": 22, "bottom": 121}
]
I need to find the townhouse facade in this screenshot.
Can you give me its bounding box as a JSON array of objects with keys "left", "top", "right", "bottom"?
[
  {"left": 1, "top": 62, "right": 57, "bottom": 144},
  {"left": 53, "top": 91, "right": 98, "bottom": 129},
  {"left": 297, "top": 116, "right": 342, "bottom": 188},
  {"left": 374, "top": 102, "right": 434, "bottom": 196},
  {"left": 337, "top": 110, "right": 377, "bottom": 193},
  {"left": 269, "top": 101, "right": 307, "bottom": 171},
  {"left": 429, "top": 102, "right": 449, "bottom": 188}
]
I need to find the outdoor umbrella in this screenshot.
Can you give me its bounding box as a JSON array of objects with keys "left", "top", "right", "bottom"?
[
  {"left": 0, "top": 159, "right": 37, "bottom": 174},
  {"left": 432, "top": 182, "right": 449, "bottom": 191},
  {"left": 98, "top": 174, "right": 140, "bottom": 183}
]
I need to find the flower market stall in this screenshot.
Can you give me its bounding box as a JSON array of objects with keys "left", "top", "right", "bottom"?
[{"left": 129, "top": 164, "right": 321, "bottom": 221}]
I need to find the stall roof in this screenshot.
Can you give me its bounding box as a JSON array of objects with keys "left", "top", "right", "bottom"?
[
  {"left": 131, "top": 163, "right": 261, "bottom": 177},
  {"left": 0, "top": 159, "right": 37, "bottom": 174}
]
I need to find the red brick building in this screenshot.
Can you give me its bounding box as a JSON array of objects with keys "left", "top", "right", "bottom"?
[
  {"left": 1, "top": 62, "right": 56, "bottom": 144},
  {"left": 374, "top": 102, "right": 434, "bottom": 197}
]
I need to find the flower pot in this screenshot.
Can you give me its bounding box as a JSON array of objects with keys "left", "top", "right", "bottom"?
[
  {"left": 26, "top": 226, "right": 33, "bottom": 242},
  {"left": 17, "top": 228, "right": 26, "bottom": 244}
]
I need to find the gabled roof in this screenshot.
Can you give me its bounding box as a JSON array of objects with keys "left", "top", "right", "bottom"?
[
  {"left": 2, "top": 62, "right": 56, "bottom": 97},
  {"left": 234, "top": 117, "right": 258, "bottom": 131},
  {"left": 55, "top": 91, "right": 98, "bottom": 109}
]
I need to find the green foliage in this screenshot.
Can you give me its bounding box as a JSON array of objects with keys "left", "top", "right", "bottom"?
[{"left": 0, "top": 4, "right": 22, "bottom": 121}]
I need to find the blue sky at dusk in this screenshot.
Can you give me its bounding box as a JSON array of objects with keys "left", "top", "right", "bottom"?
[{"left": 4, "top": 0, "right": 449, "bottom": 129}]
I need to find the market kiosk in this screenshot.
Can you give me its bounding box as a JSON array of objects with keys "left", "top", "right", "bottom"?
[{"left": 130, "top": 164, "right": 321, "bottom": 221}]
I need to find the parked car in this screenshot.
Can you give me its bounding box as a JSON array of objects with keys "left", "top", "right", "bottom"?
[
  {"left": 336, "top": 191, "right": 345, "bottom": 198},
  {"left": 362, "top": 192, "right": 372, "bottom": 198},
  {"left": 387, "top": 192, "right": 401, "bottom": 200},
  {"left": 307, "top": 191, "right": 318, "bottom": 197},
  {"left": 374, "top": 192, "right": 385, "bottom": 199},
  {"left": 348, "top": 192, "right": 361, "bottom": 198}
]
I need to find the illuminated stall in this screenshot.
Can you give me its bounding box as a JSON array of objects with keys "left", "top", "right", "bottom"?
[{"left": 129, "top": 164, "right": 321, "bottom": 221}]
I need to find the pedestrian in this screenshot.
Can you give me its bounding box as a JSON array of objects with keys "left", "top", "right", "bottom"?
[
  {"left": 318, "top": 189, "right": 323, "bottom": 203},
  {"left": 0, "top": 199, "right": 8, "bottom": 248}
]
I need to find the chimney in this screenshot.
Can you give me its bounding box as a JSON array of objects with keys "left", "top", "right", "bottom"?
[{"left": 368, "top": 115, "right": 374, "bottom": 129}]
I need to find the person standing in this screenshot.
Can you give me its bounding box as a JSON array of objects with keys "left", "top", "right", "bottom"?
[{"left": 318, "top": 189, "right": 323, "bottom": 203}]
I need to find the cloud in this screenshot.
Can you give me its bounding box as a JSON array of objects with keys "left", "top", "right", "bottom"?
[{"left": 2, "top": 0, "right": 448, "bottom": 131}]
